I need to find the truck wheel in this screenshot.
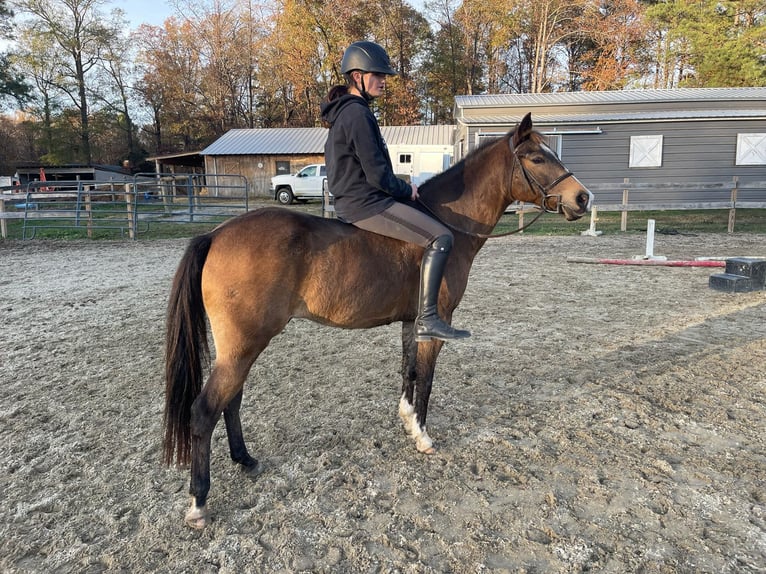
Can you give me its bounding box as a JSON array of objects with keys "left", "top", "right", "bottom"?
[{"left": 276, "top": 188, "right": 294, "bottom": 205}]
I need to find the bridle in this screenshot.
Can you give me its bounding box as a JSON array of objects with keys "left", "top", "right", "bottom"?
[{"left": 417, "top": 139, "right": 575, "bottom": 239}]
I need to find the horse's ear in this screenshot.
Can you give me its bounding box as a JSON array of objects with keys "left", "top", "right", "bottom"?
[{"left": 512, "top": 112, "right": 533, "bottom": 148}]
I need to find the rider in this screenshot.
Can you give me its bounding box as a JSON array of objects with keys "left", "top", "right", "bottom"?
[{"left": 320, "top": 41, "right": 470, "bottom": 342}]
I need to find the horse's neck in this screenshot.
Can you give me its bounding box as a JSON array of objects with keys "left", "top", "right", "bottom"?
[{"left": 421, "top": 150, "right": 511, "bottom": 238}]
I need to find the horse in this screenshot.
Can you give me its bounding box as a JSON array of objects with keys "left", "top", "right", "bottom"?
[{"left": 163, "top": 112, "right": 593, "bottom": 528}]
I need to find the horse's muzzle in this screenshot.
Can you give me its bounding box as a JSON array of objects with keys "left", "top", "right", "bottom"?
[{"left": 560, "top": 188, "right": 593, "bottom": 221}]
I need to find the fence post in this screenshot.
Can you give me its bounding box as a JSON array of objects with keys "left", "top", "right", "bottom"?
[
  {"left": 125, "top": 183, "right": 135, "bottom": 239},
  {"left": 621, "top": 178, "right": 629, "bottom": 232},
  {"left": 84, "top": 185, "right": 92, "bottom": 238},
  {"left": 0, "top": 196, "right": 6, "bottom": 239},
  {"left": 187, "top": 176, "right": 195, "bottom": 222},
  {"left": 728, "top": 176, "right": 738, "bottom": 234}
]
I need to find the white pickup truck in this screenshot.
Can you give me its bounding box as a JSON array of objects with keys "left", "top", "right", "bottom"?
[{"left": 270, "top": 164, "right": 327, "bottom": 204}]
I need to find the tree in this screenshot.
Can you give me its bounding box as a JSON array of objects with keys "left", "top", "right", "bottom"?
[
  {"left": 0, "top": 0, "right": 30, "bottom": 107},
  {"left": 11, "top": 0, "right": 122, "bottom": 163},
  {"left": 678, "top": 0, "right": 766, "bottom": 87},
  {"left": 94, "top": 16, "right": 145, "bottom": 166},
  {"left": 374, "top": 0, "right": 431, "bottom": 125},
  {"left": 10, "top": 27, "right": 62, "bottom": 159},
  {"left": 570, "top": 0, "right": 651, "bottom": 91}
]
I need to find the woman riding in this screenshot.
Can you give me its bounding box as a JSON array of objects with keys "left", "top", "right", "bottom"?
[{"left": 320, "top": 40, "right": 470, "bottom": 342}]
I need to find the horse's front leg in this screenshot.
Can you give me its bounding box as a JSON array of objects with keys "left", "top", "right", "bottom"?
[
  {"left": 224, "top": 388, "right": 257, "bottom": 469},
  {"left": 399, "top": 321, "right": 442, "bottom": 454}
]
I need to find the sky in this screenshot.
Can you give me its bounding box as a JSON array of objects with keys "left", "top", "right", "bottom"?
[
  {"left": 112, "top": 0, "right": 429, "bottom": 31},
  {"left": 112, "top": 0, "right": 176, "bottom": 29}
]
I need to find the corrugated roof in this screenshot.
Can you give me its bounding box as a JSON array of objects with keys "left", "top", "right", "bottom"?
[
  {"left": 381, "top": 125, "right": 454, "bottom": 146},
  {"left": 201, "top": 127, "right": 328, "bottom": 155},
  {"left": 455, "top": 87, "right": 766, "bottom": 109},
  {"left": 461, "top": 108, "right": 766, "bottom": 126},
  {"left": 201, "top": 125, "right": 454, "bottom": 156}
]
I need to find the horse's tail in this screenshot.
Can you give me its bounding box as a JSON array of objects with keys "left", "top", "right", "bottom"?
[{"left": 163, "top": 234, "right": 213, "bottom": 467}]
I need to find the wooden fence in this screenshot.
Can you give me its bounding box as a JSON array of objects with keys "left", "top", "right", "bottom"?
[
  {"left": 584, "top": 177, "right": 766, "bottom": 233},
  {"left": 2, "top": 176, "right": 764, "bottom": 239}
]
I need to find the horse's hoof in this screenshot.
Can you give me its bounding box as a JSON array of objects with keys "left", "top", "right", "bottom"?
[
  {"left": 415, "top": 433, "right": 434, "bottom": 454},
  {"left": 185, "top": 500, "right": 208, "bottom": 529},
  {"left": 235, "top": 454, "right": 259, "bottom": 470},
  {"left": 185, "top": 514, "right": 207, "bottom": 529}
]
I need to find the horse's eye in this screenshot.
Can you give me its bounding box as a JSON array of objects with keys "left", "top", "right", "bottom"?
[{"left": 531, "top": 156, "right": 545, "bottom": 165}]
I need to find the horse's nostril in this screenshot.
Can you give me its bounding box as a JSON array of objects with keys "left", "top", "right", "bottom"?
[{"left": 578, "top": 191, "right": 592, "bottom": 209}]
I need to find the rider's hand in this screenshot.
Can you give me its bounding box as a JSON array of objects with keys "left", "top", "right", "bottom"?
[{"left": 410, "top": 183, "right": 419, "bottom": 201}]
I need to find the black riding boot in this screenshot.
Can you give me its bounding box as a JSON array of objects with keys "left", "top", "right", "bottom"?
[{"left": 414, "top": 236, "right": 471, "bottom": 342}]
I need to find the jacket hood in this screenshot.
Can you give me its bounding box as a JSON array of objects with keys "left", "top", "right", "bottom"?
[{"left": 321, "top": 94, "right": 367, "bottom": 126}]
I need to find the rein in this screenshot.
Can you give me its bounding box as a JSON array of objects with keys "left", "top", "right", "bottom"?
[{"left": 417, "top": 141, "right": 574, "bottom": 240}]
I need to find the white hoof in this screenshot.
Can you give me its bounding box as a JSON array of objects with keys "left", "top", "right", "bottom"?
[{"left": 185, "top": 497, "right": 208, "bottom": 529}]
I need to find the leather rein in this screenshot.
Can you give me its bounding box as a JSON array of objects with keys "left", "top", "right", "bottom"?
[{"left": 417, "top": 142, "right": 574, "bottom": 239}]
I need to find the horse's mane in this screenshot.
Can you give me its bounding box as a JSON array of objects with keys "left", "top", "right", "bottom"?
[{"left": 418, "top": 127, "right": 545, "bottom": 197}]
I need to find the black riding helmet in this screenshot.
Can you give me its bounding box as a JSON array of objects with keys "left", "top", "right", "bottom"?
[{"left": 341, "top": 41, "right": 397, "bottom": 76}]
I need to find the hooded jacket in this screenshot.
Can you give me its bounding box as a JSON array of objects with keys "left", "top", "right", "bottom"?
[{"left": 320, "top": 94, "right": 412, "bottom": 223}]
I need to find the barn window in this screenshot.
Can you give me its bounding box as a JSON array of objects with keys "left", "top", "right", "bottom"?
[
  {"left": 736, "top": 133, "right": 766, "bottom": 165},
  {"left": 399, "top": 154, "right": 412, "bottom": 164},
  {"left": 629, "top": 135, "right": 663, "bottom": 168}
]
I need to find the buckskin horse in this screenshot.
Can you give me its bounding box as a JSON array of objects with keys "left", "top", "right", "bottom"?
[{"left": 164, "top": 113, "right": 593, "bottom": 528}]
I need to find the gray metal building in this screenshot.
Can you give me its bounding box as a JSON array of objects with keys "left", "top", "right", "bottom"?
[{"left": 454, "top": 88, "right": 766, "bottom": 203}]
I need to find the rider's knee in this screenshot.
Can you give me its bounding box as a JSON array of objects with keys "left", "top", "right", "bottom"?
[{"left": 431, "top": 234, "right": 453, "bottom": 252}]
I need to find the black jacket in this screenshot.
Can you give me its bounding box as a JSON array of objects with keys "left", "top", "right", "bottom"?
[{"left": 320, "top": 94, "right": 412, "bottom": 222}]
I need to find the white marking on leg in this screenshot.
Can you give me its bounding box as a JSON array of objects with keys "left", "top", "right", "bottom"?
[
  {"left": 399, "top": 395, "right": 416, "bottom": 435},
  {"left": 399, "top": 394, "right": 434, "bottom": 453},
  {"left": 185, "top": 496, "right": 208, "bottom": 529}
]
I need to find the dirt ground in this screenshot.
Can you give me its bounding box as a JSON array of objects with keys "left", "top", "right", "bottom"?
[{"left": 1, "top": 227, "right": 765, "bottom": 573}]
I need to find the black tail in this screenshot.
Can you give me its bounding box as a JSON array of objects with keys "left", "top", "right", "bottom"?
[{"left": 163, "top": 234, "right": 213, "bottom": 467}]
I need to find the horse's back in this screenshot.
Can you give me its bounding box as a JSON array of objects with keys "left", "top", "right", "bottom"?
[{"left": 201, "top": 207, "right": 420, "bottom": 328}]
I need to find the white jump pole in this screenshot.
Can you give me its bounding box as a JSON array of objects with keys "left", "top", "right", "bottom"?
[
  {"left": 637, "top": 219, "right": 667, "bottom": 261},
  {"left": 580, "top": 207, "right": 602, "bottom": 237}
]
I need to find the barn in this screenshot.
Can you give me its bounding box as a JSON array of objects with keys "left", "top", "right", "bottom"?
[
  {"left": 201, "top": 125, "right": 454, "bottom": 197},
  {"left": 454, "top": 87, "right": 766, "bottom": 204}
]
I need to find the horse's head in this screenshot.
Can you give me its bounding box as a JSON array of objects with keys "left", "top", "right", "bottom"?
[{"left": 511, "top": 113, "right": 593, "bottom": 221}]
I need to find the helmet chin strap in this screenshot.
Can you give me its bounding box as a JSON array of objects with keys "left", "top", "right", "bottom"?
[{"left": 356, "top": 73, "right": 374, "bottom": 102}]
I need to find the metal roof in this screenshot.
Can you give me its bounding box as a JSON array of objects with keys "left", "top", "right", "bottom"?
[
  {"left": 201, "top": 125, "right": 454, "bottom": 156},
  {"left": 455, "top": 87, "right": 766, "bottom": 109},
  {"left": 461, "top": 108, "right": 766, "bottom": 126},
  {"left": 381, "top": 125, "right": 454, "bottom": 146},
  {"left": 201, "top": 127, "right": 328, "bottom": 155}
]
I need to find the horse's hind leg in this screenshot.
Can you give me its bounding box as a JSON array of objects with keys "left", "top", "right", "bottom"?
[
  {"left": 224, "top": 388, "right": 257, "bottom": 469},
  {"left": 399, "top": 321, "right": 441, "bottom": 454},
  {"left": 186, "top": 351, "right": 263, "bottom": 529}
]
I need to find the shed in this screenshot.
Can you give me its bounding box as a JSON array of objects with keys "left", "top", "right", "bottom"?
[
  {"left": 14, "top": 164, "right": 135, "bottom": 187},
  {"left": 201, "top": 125, "right": 455, "bottom": 196},
  {"left": 201, "top": 128, "right": 327, "bottom": 196},
  {"left": 146, "top": 151, "right": 205, "bottom": 175},
  {"left": 454, "top": 88, "right": 766, "bottom": 204}
]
